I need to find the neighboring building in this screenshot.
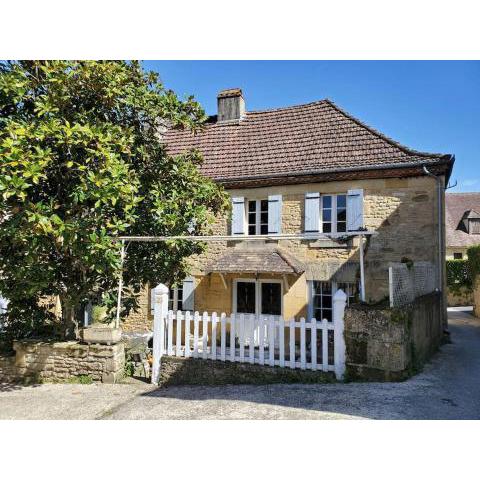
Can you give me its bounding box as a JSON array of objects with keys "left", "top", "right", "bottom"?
[
  {"left": 122, "top": 89, "right": 454, "bottom": 332},
  {"left": 446, "top": 192, "right": 480, "bottom": 259}
]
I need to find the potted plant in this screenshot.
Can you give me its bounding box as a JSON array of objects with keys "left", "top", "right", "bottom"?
[{"left": 80, "top": 305, "right": 122, "bottom": 345}]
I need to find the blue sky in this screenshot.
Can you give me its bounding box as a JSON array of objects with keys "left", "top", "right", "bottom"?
[{"left": 144, "top": 61, "right": 480, "bottom": 192}]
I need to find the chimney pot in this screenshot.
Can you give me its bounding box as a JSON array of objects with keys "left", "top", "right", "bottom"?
[{"left": 217, "top": 88, "right": 245, "bottom": 122}]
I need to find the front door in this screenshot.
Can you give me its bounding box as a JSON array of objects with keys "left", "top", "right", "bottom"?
[{"left": 234, "top": 280, "right": 282, "bottom": 346}]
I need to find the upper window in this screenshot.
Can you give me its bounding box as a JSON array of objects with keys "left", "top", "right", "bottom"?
[
  {"left": 248, "top": 200, "right": 269, "bottom": 235},
  {"left": 453, "top": 252, "right": 463, "bottom": 260},
  {"left": 321, "top": 194, "right": 347, "bottom": 233}
]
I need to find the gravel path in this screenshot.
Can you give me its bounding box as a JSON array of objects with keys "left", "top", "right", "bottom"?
[{"left": 1, "top": 308, "right": 479, "bottom": 420}]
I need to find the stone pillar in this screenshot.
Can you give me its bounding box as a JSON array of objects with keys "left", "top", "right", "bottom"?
[
  {"left": 151, "top": 283, "right": 169, "bottom": 385},
  {"left": 333, "top": 289, "right": 347, "bottom": 380}
]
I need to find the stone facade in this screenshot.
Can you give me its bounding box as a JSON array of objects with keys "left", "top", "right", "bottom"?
[
  {"left": 122, "top": 175, "right": 445, "bottom": 332},
  {"left": 0, "top": 340, "right": 125, "bottom": 384},
  {"left": 344, "top": 292, "right": 442, "bottom": 381}
]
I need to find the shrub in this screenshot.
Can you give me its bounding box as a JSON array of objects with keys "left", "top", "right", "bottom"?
[
  {"left": 446, "top": 259, "right": 472, "bottom": 290},
  {"left": 467, "top": 245, "right": 480, "bottom": 287}
]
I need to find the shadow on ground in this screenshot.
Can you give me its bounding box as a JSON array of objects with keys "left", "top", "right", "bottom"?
[{"left": 136, "top": 309, "right": 480, "bottom": 420}]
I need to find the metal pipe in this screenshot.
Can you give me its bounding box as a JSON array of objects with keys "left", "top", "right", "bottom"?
[
  {"left": 423, "top": 166, "right": 443, "bottom": 292},
  {"left": 115, "top": 240, "right": 126, "bottom": 328},
  {"left": 117, "top": 231, "right": 377, "bottom": 243},
  {"left": 359, "top": 234, "right": 366, "bottom": 302}
]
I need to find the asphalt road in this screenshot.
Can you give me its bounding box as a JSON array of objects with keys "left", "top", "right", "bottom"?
[{"left": 1, "top": 308, "right": 479, "bottom": 420}]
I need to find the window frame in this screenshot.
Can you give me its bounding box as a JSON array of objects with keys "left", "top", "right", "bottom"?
[
  {"left": 308, "top": 280, "right": 358, "bottom": 322},
  {"left": 232, "top": 278, "right": 283, "bottom": 317},
  {"left": 320, "top": 193, "right": 347, "bottom": 234},
  {"left": 247, "top": 199, "right": 269, "bottom": 236},
  {"left": 168, "top": 285, "right": 184, "bottom": 312}
]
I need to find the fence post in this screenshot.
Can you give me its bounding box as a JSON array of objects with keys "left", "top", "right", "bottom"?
[
  {"left": 333, "top": 289, "right": 347, "bottom": 380},
  {"left": 151, "top": 283, "right": 169, "bottom": 385}
]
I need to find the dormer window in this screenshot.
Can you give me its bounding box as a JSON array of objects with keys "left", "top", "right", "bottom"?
[
  {"left": 460, "top": 209, "right": 480, "bottom": 234},
  {"left": 469, "top": 218, "right": 480, "bottom": 234}
]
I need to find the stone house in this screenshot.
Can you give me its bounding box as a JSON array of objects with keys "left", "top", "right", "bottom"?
[
  {"left": 445, "top": 192, "right": 480, "bottom": 260},
  {"left": 122, "top": 89, "right": 454, "bottom": 333}
]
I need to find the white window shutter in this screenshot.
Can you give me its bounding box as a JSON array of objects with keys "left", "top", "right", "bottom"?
[
  {"left": 182, "top": 277, "right": 195, "bottom": 311},
  {"left": 347, "top": 189, "right": 364, "bottom": 231},
  {"left": 268, "top": 194, "right": 282, "bottom": 234},
  {"left": 231, "top": 196, "right": 246, "bottom": 235},
  {"left": 305, "top": 192, "right": 320, "bottom": 232}
]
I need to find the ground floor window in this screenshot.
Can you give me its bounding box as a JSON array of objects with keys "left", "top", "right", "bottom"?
[
  {"left": 168, "top": 285, "right": 184, "bottom": 312},
  {"left": 453, "top": 252, "right": 463, "bottom": 260},
  {"left": 309, "top": 280, "right": 357, "bottom": 321}
]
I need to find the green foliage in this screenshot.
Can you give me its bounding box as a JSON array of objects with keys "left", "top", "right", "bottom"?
[
  {"left": 446, "top": 259, "right": 472, "bottom": 291},
  {"left": 467, "top": 245, "right": 480, "bottom": 281},
  {"left": 67, "top": 375, "right": 93, "bottom": 384},
  {"left": 91, "top": 305, "right": 108, "bottom": 324},
  {"left": 0, "top": 61, "right": 229, "bottom": 338},
  {"left": 124, "top": 352, "right": 135, "bottom": 377}
]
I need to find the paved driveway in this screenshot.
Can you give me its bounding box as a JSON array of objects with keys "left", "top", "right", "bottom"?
[{"left": 1, "top": 308, "right": 479, "bottom": 420}]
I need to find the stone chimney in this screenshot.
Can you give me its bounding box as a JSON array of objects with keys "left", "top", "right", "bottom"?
[{"left": 217, "top": 88, "right": 245, "bottom": 122}]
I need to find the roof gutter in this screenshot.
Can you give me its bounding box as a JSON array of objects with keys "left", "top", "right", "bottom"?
[{"left": 214, "top": 155, "right": 454, "bottom": 185}]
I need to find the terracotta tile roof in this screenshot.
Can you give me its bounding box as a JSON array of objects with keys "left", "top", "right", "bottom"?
[
  {"left": 446, "top": 193, "right": 480, "bottom": 248},
  {"left": 205, "top": 248, "right": 305, "bottom": 275},
  {"left": 164, "top": 99, "right": 453, "bottom": 184}
]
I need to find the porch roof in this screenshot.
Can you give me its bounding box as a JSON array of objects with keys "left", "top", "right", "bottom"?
[{"left": 205, "top": 248, "right": 305, "bottom": 275}]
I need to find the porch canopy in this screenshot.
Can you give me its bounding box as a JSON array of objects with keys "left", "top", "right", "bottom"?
[{"left": 205, "top": 248, "right": 305, "bottom": 275}]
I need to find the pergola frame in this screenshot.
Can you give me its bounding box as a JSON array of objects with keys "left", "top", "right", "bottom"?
[{"left": 113, "top": 231, "right": 376, "bottom": 327}]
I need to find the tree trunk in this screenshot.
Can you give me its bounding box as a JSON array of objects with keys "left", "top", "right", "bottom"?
[{"left": 59, "top": 295, "right": 79, "bottom": 340}]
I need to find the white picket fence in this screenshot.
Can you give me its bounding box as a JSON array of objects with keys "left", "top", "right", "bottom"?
[{"left": 151, "top": 285, "right": 347, "bottom": 384}]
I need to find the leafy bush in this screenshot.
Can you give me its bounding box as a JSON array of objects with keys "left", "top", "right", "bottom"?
[
  {"left": 446, "top": 259, "right": 472, "bottom": 290},
  {"left": 467, "top": 245, "right": 480, "bottom": 282}
]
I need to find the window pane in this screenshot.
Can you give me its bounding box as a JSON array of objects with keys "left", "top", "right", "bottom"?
[
  {"left": 337, "top": 195, "right": 346, "bottom": 208},
  {"left": 321, "top": 282, "right": 332, "bottom": 294},
  {"left": 323, "top": 295, "right": 332, "bottom": 309},
  {"left": 261, "top": 212, "right": 268, "bottom": 224},
  {"left": 337, "top": 208, "right": 346, "bottom": 222},
  {"left": 313, "top": 281, "right": 322, "bottom": 295},
  {"left": 260, "top": 224, "right": 268, "bottom": 235},
  {"left": 314, "top": 308, "right": 322, "bottom": 320},
  {"left": 260, "top": 200, "right": 268, "bottom": 211},
  {"left": 248, "top": 201, "right": 256, "bottom": 212},
  {"left": 323, "top": 309, "right": 332, "bottom": 322},
  {"left": 248, "top": 212, "right": 256, "bottom": 223},
  {"left": 261, "top": 283, "right": 281, "bottom": 315},
  {"left": 248, "top": 225, "right": 255, "bottom": 235},
  {"left": 322, "top": 196, "right": 332, "bottom": 208},
  {"left": 323, "top": 222, "right": 332, "bottom": 233},
  {"left": 323, "top": 209, "right": 331, "bottom": 221},
  {"left": 337, "top": 221, "right": 346, "bottom": 233},
  {"left": 236, "top": 282, "right": 256, "bottom": 314}
]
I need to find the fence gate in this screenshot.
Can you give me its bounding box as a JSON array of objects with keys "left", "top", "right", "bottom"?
[{"left": 151, "top": 284, "right": 347, "bottom": 384}]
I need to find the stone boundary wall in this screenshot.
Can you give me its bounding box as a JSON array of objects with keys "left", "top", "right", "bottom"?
[
  {"left": 0, "top": 355, "right": 20, "bottom": 383},
  {"left": 447, "top": 286, "right": 473, "bottom": 307},
  {"left": 0, "top": 340, "right": 125, "bottom": 384},
  {"left": 158, "top": 356, "right": 335, "bottom": 386},
  {"left": 344, "top": 292, "right": 442, "bottom": 381}
]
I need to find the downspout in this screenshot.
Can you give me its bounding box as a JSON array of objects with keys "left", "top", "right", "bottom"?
[{"left": 423, "top": 166, "right": 446, "bottom": 329}]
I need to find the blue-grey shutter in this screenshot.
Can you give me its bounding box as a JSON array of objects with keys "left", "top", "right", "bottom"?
[
  {"left": 182, "top": 277, "right": 195, "bottom": 311},
  {"left": 304, "top": 192, "right": 320, "bottom": 232},
  {"left": 231, "top": 197, "right": 245, "bottom": 235},
  {"left": 347, "top": 189, "right": 364, "bottom": 231},
  {"left": 268, "top": 194, "right": 282, "bottom": 234}
]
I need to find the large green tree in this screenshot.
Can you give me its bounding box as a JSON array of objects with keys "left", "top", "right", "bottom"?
[{"left": 0, "top": 61, "right": 228, "bottom": 339}]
